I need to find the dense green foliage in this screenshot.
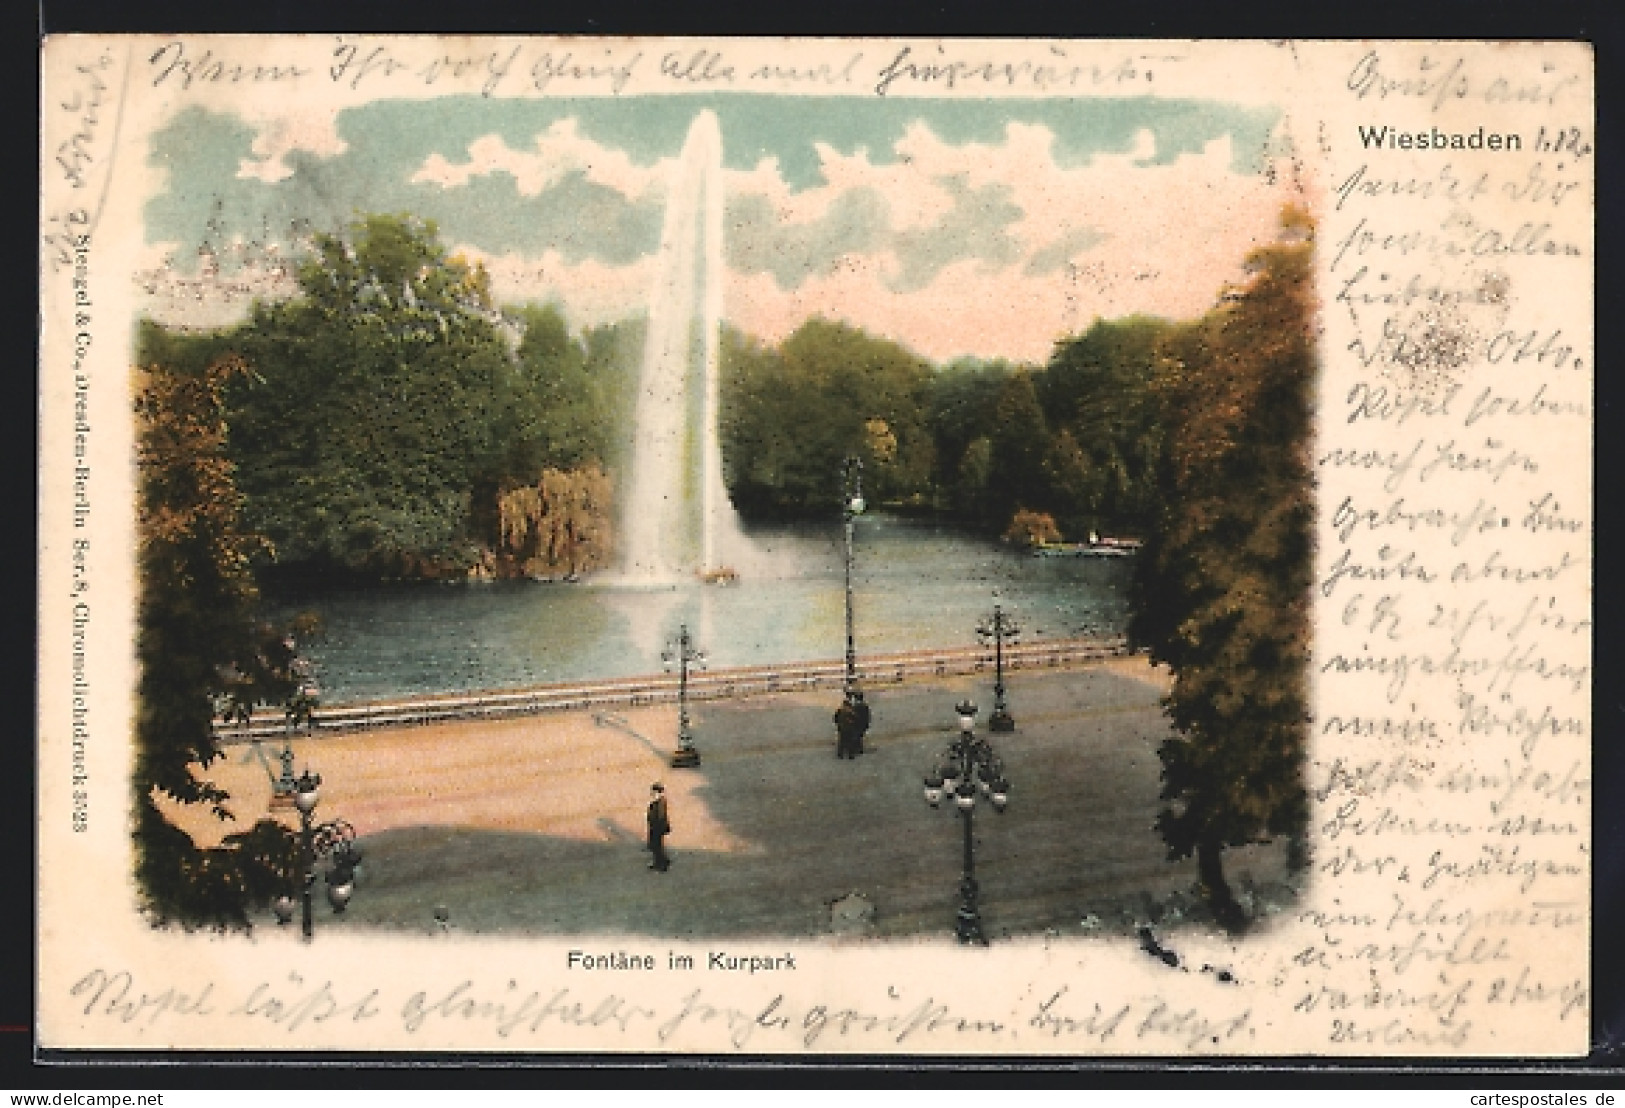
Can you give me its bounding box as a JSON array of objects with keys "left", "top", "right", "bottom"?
[
  {"left": 496, "top": 305, "right": 641, "bottom": 482},
  {"left": 189, "top": 214, "right": 1190, "bottom": 576},
  {"left": 925, "top": 357, "right": 1012, "bottom": 514},
  {"left": 1130, "top": 208, "right": 1316, "bottom": 926},
  {"left": 720, "top": 320, "right": 937, "bottom": 518},
  {"left": 133, "top": 329, "right": 302, "bottom": 927},
  {"left": 717, "top": 316, "right": 1178, "bottom": 539},
  {"left": 985, "top": 370, "right": 1052, "bottom": 524},
  {"left": 1038, "top": 316, "right": 1172, "bottom": 537},
  {"left": 224, "top": 215, "right": 512, "bottom": 576},
  {"left": 218, "top": 215, "right": 641, "bottom": 580}
]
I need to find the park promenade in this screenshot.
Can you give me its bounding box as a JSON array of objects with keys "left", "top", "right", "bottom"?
[{"left": 178, "top": 655, "right": 1296, "bottom": 941}]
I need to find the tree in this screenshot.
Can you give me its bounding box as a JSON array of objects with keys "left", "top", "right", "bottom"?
[
  {"left": 1130, "top": 207, "right": 1315, "bottom": 928},
  {"left": 1004, "top": 508, "right": 1062, "bottom": 548},
  {"left": 956, "top": 436, "right": 995, "bottom": 523},
  {"left": 985, "top": 370, "right": 1053, "bottom": 526},
  {"left": 1039, "top": 315, "right": 1172, "bottom": 537},
  {"left": 133, "top": 326, "right": 301, "bottom": 927},
  {"left": 718, "top": 327, "right": 799, "bottom": 518},
  {"left": 497, "top": 465, "right": 615, "bottom": 578},
  {"left": 497, "top": 304, "right": 621, "bottom": 476},
  {"left": 1042, "top": 427, "right": 1092, "bottom": 535},
  {"left": 226, "top": 214, "right": 514, "bottom": 578},
  {"left": 927, "top": 357, "right": 1016, "bottom": 507},
  {"left": 720, "top": 319, "right": 935, "bottom": 518}
]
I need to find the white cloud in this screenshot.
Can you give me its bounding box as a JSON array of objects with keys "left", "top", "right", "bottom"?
[
  {"left": 412, "top": 119, "right": 671, "bottom": 200},
  {"left": 220, "top": 111, "right": 1298, "bottom": 362},
  {"left": 456, "top": 244, "right": 657, "bottom": 328},
  {"left": 236, "top": 107, "right": 349, "bottom": 183},
  {"left": 718, "top": 121, "right": 1297, "bottom": 360},
  {"left": 795, "top": 136, "right": 956, "bottom": 232}
]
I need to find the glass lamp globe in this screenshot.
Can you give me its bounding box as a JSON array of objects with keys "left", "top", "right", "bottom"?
[
  {"left": 924, "top": 773, "right": 944, "bottom": 807},
  {"left": 955, "top": 782, "right": 977, "bottom": 811},
  {"left": 292, "top": 770, "right": 321, "bottom": 814},
  {"left": 272, "top": 895, "right": 295, "bottom": 925},
  {"left": 990, "top": 779, "right": 1010, "bottom": 811},
  {"left": 848, "top": 494, "right": 865, "bottom": 515},
  {"left": 327, "top": 879, "right": 354, "bottom": 912}
]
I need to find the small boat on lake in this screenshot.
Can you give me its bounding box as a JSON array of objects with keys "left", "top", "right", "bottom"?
[{"left": 1032, "top": 538, "right": 1141, "bottom": 558}]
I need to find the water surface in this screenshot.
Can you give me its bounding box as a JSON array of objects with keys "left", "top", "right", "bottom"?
[{"left": 269, "top": 514, "right": 1132, "bottom": 703}]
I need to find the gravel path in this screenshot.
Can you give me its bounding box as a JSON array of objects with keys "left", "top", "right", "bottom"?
[{"left": 175, "top": 658, "right": 1291, "bottom": 940}]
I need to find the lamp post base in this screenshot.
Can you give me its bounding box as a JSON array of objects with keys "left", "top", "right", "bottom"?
[
  {"left": 670, "top": 746, "right": 702, "bottom": 769},
  {"left": 955, "top": 885, "right": 988, "bottom": 946},
  {"left": 988, "top": 709, "right": 1015, "bottom": 732}
]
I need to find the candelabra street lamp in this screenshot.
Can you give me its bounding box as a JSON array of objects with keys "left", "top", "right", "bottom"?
[
  {"left": 976, "top": 598, "right": 1021, "bottom": 732},
  {"left": 271, "top": 768, "right": 361, "bottom": 941},
  {"left": 268, "top": 648, "right": 321, "bottom": 809},
  {"left": 841, "top": 455, "right": 865, "bottom": 699},
  {"left": 663, "top": 623, "right": 706, "bottom": 769},
  {"left": 923, "top": 701, "right": 1010, "bottom": 945}
]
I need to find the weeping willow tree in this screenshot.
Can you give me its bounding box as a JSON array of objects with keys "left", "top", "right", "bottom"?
[{"left": 497, "top": 465, "right": 614, "bottom": 578}]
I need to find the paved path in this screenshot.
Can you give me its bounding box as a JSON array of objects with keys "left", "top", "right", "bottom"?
[{"left": 187, "top": 659, "right": 1290, "bottom": 940}]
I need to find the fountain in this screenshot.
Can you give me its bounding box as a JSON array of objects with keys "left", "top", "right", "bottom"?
[{"left": 621, "top": 110, "right": 751, "bottom": 583}]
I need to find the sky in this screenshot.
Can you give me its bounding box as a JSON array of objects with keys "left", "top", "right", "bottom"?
[{"left": 139, "top": 94, "right": 1297, "bottom": 362}]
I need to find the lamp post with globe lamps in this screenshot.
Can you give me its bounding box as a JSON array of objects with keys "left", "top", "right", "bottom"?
[
  {"left": 841, "top": 455, "right": 865, "bottom": 699},
  {"left": 269, "top": 648, "right": 321, "bottom": 808},
  {"left": 976, "top": 598, "right": 1021, "bottom": 732},
  {"left": 923, "top": 701, "right": 1010, "bottom": 945},
  {"left": 663, "top": 624, "right": 706, "bottom": 769},
  {"left": 270, "top": 768, "right": 361, "bottom": 940}
]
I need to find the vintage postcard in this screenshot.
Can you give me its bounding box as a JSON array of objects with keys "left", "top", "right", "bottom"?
[{"left": 37, "top": 37, "right": 1592, "bottom": 1055}]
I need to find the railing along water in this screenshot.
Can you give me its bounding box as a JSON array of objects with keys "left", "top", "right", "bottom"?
[{"left": 213, "top": 636, "right": 1130, "bottom": 741}]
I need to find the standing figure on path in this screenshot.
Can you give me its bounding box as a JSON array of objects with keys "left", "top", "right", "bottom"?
[
  {"left": 834, "top": 695, "right": 859, "bottom": 759},
  {"left": 851, "top": 690, "right": 871, "bottom": 755},
  {"left": 646, "top": 783, "right": 671, "bottom": 871}
]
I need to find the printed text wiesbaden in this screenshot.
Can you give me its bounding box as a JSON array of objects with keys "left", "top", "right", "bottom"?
[{"left": 1359, "top": 125, "right": 1521, "bottom": 152}]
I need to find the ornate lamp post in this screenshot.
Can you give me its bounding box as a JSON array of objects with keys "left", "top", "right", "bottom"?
[
  {"left": 270, "top": 648, "right": 320, "bottom": 808},
  {"left": 976, "top": 598, "right": 1021, "bottom": 732},
  {"left": 271, "top": 767, "right": 361, "bottom": 941},
  {"left": 663, "top": 623, "right": 706, "bottom": 769},
  {"left": 841, "top": 455, "right": 866, "bottom": 698},
  {"left": 923, "top": 701, "right": 1010, "bottom": 945}
]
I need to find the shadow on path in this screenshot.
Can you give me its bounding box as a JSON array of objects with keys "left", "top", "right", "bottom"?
[{"left": 331, "top": 667, "right": 1296, "bottom": 940}]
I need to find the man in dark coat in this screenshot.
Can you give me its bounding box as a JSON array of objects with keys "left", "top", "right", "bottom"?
[
  {"left": 646, "top": 783, "right": 671, "bottom": 871},
  {"left": 835, "top": 691, "right": 872, "bottom": 758},
  {"left": 834, "top": 696, "right": 859, "bottom": 758},
  {"left": 851, "top": 690, "right": 871, "bottom": 755}
]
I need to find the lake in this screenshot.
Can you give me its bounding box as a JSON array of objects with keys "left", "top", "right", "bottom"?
[{"left": 268, "top": 513, "right": 1134, "bottom": 704}]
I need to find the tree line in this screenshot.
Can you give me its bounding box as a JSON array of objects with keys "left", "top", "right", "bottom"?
[
  {"left": 134, "top": 207, "right": 1314, "bottom": 928},
  {"left": 149, "top": 213, "right": 1187, "bottom": 592}
]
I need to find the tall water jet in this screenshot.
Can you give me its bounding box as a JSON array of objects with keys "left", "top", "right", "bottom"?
[{"left": 621, "top": 110, "right": 749, "bottom": 582}]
